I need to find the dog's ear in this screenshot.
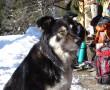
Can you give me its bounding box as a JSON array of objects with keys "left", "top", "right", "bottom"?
[{"left": 37, "top": 16, "right": 55, "bottom": 31}]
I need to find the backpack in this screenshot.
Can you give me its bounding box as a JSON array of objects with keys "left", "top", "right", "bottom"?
[{"left": 96, "top": 44, "right": 110, "bottom": 84}]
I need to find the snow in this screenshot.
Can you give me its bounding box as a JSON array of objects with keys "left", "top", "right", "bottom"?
[{"left": 0, "top": 26, "right": 83, "bottom": 90}]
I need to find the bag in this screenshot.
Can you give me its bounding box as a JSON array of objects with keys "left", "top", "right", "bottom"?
[{"left": 96, "top": 45, "right": 110, "bottom": 84}]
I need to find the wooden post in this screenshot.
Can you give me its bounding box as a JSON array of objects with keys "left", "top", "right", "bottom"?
[
  {"left": 79, "top": 0, "right": 84, "bottom": 26},
  {"left": 83, "top": 0, "right": 85, "bottom": 27}
]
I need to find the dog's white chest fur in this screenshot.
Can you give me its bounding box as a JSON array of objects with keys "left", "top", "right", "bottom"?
[{"left": 48, "top": 35, "right": 73, "bottom": 90}]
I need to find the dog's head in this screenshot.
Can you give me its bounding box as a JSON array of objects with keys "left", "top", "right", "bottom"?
[
  {"left": 63, "top": 15, "right": 88, "bottom": 41},
  {"left": 37, "top": 16, "right": 81, "bottom": 69}
]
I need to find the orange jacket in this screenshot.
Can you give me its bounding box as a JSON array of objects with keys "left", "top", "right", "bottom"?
[{"left": 95, "top": 23, "right": 110, "bottom": 43}]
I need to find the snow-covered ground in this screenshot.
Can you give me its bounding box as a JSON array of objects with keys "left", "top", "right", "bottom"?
[{"left": 0, "top": 26, "right": 83, "bottom": 90}]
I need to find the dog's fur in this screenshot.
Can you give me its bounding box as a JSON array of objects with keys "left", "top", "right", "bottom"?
[{"left": 4, "top": 16, "right": 81, "bottom": 90}]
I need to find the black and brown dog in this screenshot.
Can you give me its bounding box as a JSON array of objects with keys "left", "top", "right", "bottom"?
[{"left": 3, "top": 16, "right": 82, "bottom": 90}]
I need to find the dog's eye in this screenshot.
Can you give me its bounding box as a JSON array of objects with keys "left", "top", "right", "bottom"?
[
  {"left": 59, "top": 31, "right": 66, "bottom": 36},
  {"left": 57, "top": 30, "right": 67, "bottom": 40},
  {"left": 56, "top": 31, "right": 66, "bottom": 41},
  {"left": 58, "top": 26, "right": 67, "bottom": 36}
]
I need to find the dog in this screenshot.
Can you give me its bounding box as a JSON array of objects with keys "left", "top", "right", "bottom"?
[{"left": 3, "top": 16, "right": 81, "bottom": 90}]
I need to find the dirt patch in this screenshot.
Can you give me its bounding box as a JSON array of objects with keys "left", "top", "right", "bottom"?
[{"left": 73, "top": 69, "right": 110, "bottom": 90}]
